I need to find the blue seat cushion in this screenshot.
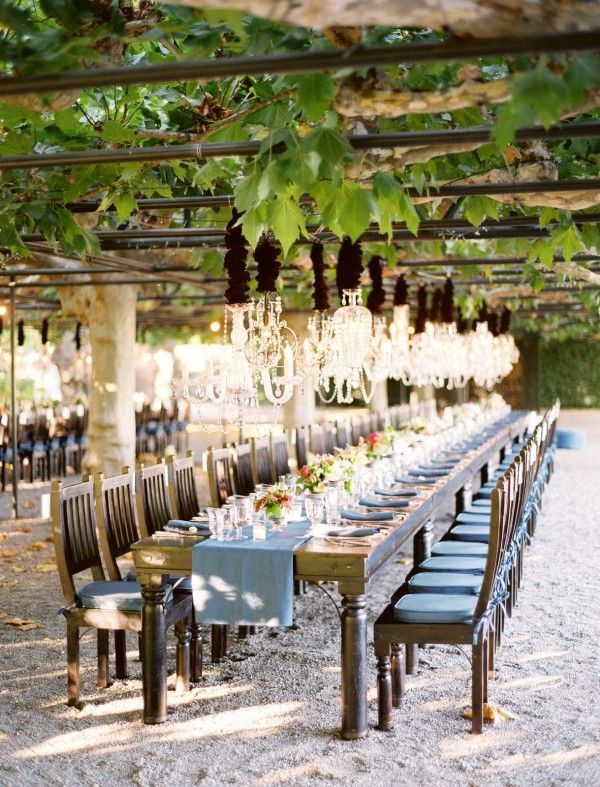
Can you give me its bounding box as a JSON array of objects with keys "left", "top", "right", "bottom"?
[
  {"left": 408, "top": 571, "right": 482, "bottom": 595},
  {"left": 451, "top": 525, "right": 489, "bottom": 543},
  {"left": 432, "top": 540, "right": 488, "bottom": 557},
  {"left": 456, "top": 511, "right": 490, "bottom": 524},
  {"left": 79, "top": 580, "right": 173, "bottom": 612},
  {"left": 475, "top": 488, "right": 492, "bottom": 499},
  {"left": 556, "top": 428, "right": 586, "bottom": 450},
  {"left": 469, "top": 500, "right": 491, "bottom": 510},
  {"left": 394, "top": 593, "right": 477, "bottom": 624},
  {"left": 420, "top": 556, "right": 487, "bottom": 573}
]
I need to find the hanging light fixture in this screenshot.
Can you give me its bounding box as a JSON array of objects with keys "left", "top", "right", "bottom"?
[
  {"left": 438, "top": 277, "right": 470, "bottom": 390},
  {"left": 363, "top": 255, "right": 392, "bottom": 385},
  {"left": 300, "top": 242, "right": 336, "bottom": 397},
  {"left": 244, "top": 236, "right": 300, "bottom": 405},
  {"left": 388, "top": 274, "right": 411, "bottom": 384}
]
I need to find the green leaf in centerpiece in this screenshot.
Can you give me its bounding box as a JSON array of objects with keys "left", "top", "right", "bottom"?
[{"left": 297, "top": 73, "right": 335, "bottom": 121}]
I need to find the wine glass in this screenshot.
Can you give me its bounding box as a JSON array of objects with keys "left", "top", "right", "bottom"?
[
  {"left": 304, "top": 493, "right": 325, "bottom": 534},
  {"left": 323, "top": 481, "right": 341, "bottom": 526}
]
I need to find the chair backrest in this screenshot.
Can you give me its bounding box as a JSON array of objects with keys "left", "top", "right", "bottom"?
[
  {"left": 335, "top": 420, "right": 350, "bottom": 449},
  {"left": 252, "top": 437, "right": 275, "bottom": 485},
  {"left": 94, "top": 469, "right": 140, "bottom": 580},
  {"left": 322, "top": 424, "right": 335, "bottom": 455},
  {"left": 271, "top": 433, "right": 290, "bottom": 479},
  {"left": 206, "top": 446, "right": 236, "bottom": 507},
  {"left": 474, "top": 474, "right": 511, "bottom": 621},
  {"left": 232, "top": 442, "right": 255, "bottom": 495},
  {"left": 135, "top": 459, "right": 172, "bottom": 537},
  {"left": 295, "top": 426, "right": 308, "bottom": 469},
  {"left": 309, "top": 424, "right": 326, "bottom": 456},
  {"left": 359, "top": 415, "right": 371, "bottom": 438},
  {"left": 350, "top": 418, "right": 361, "bottom": 446},
  {"left": 166, "top": 451, "right": 199, "bottom": 521},
  {"left": 369, "top": 413, "right": 380, "bottom": 433},
  {"left": 51, "top": 478, "right": 105, "bottom": 606}
]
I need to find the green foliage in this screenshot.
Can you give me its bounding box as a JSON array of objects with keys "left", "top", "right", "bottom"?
[{"left": 540, "top": 338, "right": 600, "bottom": 408}]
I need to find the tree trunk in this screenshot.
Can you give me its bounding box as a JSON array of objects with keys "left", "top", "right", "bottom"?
[{"left": 58, "top": 282, "right": 138, "bottom": 476}]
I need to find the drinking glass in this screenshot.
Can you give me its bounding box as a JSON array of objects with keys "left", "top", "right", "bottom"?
[
  {"left": 304, "top": 493, "right": 325, "bottom": 534},
  {"left": 323, "top": 481, "right": 341, "bottom": 526}
]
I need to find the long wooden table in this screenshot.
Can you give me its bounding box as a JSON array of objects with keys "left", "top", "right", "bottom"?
[{"left": 132, "top": 411, "right": 529, "bottom": 737}]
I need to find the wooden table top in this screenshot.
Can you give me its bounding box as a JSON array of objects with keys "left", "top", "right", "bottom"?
[{"left": 132, "top": 412, "right": 528, "bottom": 588}]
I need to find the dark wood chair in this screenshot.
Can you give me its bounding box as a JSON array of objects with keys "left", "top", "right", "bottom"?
[
  {"left": 374, "top": 476, "right": 513, "bottom": 734},
  {"left": 350, "top": 418, "right": 361, "bottom": 446},
  {"left": 205, "top": 446, "right": 236, "bottom": 507},
  {"left": 135, "top": 460, "right": 172, "bottom": 537},
  {"left": 95, "top": 469, "right": 202, "bottom": 684},
  {"left": 51, "top": 478, "right": 192, "bottom": 708},
  {"left": 309, "top": 424, "right": 326, "bottom": 456},
  {"left": 166, "top": 451, "right": 200, "bottom": 521},
  {"left": 295, "top": 426, "right": 308, "bottom": 469},
  {"left": 335, "top": 420, "right": 350, "bottom": 449},
  {"left": 251, "top": 437, "right": 275, "bottom": 485},
  {"left": 271, "top": 433, "right": 290, "bottom": 479},
  {"left": 322, "top": 423, "right": 335, "bottom": 454},
  {"left": 232, "top": 442, "right": 255, "bottom": 495}
]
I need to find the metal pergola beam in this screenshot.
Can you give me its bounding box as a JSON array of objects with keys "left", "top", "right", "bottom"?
[
  {"left": 62, "top": 178, "right": 600, "bottom": 214},
  {"left": 0, "top": 31, "right": 597, "bottom": 97},
  {"left": 2, "top": 121, "right": 600, "bottom": 171}
]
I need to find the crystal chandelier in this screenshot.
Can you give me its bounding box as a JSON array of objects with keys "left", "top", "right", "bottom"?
[{"left": 245, "top": 291, "right": 300, "bottom": 405}]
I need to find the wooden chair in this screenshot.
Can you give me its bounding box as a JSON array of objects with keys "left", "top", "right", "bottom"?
[
  {"left": 166, "top": 451, "right": 200, "bottom": 521},
  {"left": 271, "top": 433, "right": 291, "bottom": 479},
  {"left": 374, "top": 475, "right": 513, "bottom": 734},
  {"left": 95, "top": 469, "right": 202, "bottom": 683},
  {"left": 205, "top": 446, "right": 236, "bottom": 506},
  {"left": 232, "top": 442, "right": 255, "bottom": 495},
  {"left": 135, "top": 460, "right": 172, "bottom": 537},
  {"left": 51, "top": 478, "right": 192, "bottom": 708},
  {"left": 309, "top": 424, "right": 326, "bottom": 456},
  {"left": 251, "top": 437, "right": 275, "bottom": 485},
  {"left": 322, "top": 424, "right": 335, "bottom": 455},
  {"left": 295, "top": 426, "right": 308, "bottom": 469},
  {"left": 335, "top": 420, "right": 350, "bottom": 449}
]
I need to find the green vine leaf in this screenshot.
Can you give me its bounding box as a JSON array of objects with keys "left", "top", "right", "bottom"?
[
  {"left": 297, "top": 73, "right": 335, "bottom": 121},
  {"left": 268, "top": 195, "right": 306, "bottom": 255}
]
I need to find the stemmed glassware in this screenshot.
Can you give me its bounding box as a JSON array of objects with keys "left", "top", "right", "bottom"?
[
  {"left": 304, "top": 493, "right": 325, "bottom": 534},
  {"left": 323, "top": 481, "right": 342, "bottom": 526}
]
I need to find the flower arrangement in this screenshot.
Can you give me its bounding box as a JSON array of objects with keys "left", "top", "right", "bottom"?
[
  {"left": 361, "top": 430, "right": 393, "bottom": 459},
  {"left": 254, "top": 485, "right": 293, "bottom": 518},
  {"left": 297, "top": 454, "right": 336, "bottom": 493}
]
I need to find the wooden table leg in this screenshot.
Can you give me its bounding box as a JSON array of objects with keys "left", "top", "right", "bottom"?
[
  {"left": 141, "top": 577, "right": 168, "bottom": 724},
  {"left": 340, "top": 586, "right": 368, "bottom": 740},
  {"left": 480, "top": 462, "right": 489, "bottom": 486},
  {"left": 413, "top": 517, "right": 434, "bottom": 568},
  {"left": 455, "top": 481, "right": 472, "bottom": 515}
]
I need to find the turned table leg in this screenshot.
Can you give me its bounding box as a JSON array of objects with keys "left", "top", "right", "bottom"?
[
  {"left": 413, "top": 517, "right": 434, "bottom": 568},
  {"left": 340, "top": 587, "right": 368, "bottom": 740},
  {"left": 375, "top": 643, "right": 393, "bottom": 731},
  {"left": 455, "top": 481, "right": 472, "bottom": 515},
  {"left": 141, "top": 578, "right": 168, "bottom": 724}
]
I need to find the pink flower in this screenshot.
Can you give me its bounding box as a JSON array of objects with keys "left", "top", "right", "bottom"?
[
  {"left": 299, "top": 465, "right": 309, "bottom": 477},
  {"left": 367, "top": 431, "right": 381, "bottom": 445}
]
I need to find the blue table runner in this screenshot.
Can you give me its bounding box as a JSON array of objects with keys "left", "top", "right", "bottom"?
[{"left": 192, "top": 520, "right": 311, "bottom": 627}]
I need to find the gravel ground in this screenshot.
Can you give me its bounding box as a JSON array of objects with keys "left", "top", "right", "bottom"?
[{"left": 0, "top": 409, "right": 599, "bottom": 787}]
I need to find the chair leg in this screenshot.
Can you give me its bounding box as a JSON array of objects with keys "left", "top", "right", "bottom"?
[
  {"left": 97, "top": 629, "right": 110, "bottom": 688},
  {"left": 391, "top": 643, "right": 405, "bottom": 707},
  {"left": 190, "top": 615, "right": 202, "bottom": 682},
  {"left": 488, "top": 627, "right": 496, "bottom": 681},
  {"left": 211, "top": 624, "right": 228, "bottom": 663},
  {"left": 375, "top": 643, "right": 393, "bottom": 731},
  {"left": 137, "top": 632, "right": 143, "bottom": 662},
  {"left": 483, "top": 637, "right": 489, "bottom": 704},
  {"left": 114, "top": 630, "right": 127, "bottom": 679},
  {"left": 175, "top": 619, "right": 191, "bottom": 694},
  {"left": 67, "top": 621, "right": 81, "bottom": 708},
  {"left": 406, "top": 642, "right": 419, "bottom": 675},
  {"left": 238, "top": 625, "right": 250, "bottom": 639},
  {"left": 471, "top": 641, "right": 484, "bottom": 734}
]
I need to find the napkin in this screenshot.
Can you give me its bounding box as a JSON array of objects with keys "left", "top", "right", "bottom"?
[
  {"left": 373, "top": 487, "right": 416, "bottom": 498},
  {"left": 396, "top": 476, "right": 437, "bottom": 485},
  {"left": 326, "top": 526, "right": 380, "bottom": 538},
  {"left": 341, "top": 508, "right": 395, "bottom": 521},
  {"left": 166, "top": 519, "right": 210, "bottom": 533},
  {"left": 408, "top": 468, "right": 448, "bottom": 478},
  {"left": 359, "top": 497, "right": 410, "bottom": 508}
]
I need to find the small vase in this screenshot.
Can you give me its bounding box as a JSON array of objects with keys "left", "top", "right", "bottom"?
[{"left": 267, "top": 510, "right": 288, "bottom": 530}]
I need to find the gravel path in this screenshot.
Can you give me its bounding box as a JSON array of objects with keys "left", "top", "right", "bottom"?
[{"left": 1, "top": 410, "right": 599, "bottom": 787}]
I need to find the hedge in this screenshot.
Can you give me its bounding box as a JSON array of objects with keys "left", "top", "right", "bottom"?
[{"left": 540, "top": 338, "right": 600, "bottom": 408}]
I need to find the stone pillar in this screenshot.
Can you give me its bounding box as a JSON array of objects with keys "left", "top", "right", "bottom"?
[
  {"left": 58, "top": 282, "right": 138, "bottom": 476},
  {"left": 282, "top": 311, "right": 316, "bottom": 430}
]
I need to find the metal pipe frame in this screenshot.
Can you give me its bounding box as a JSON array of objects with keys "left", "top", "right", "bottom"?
[
  {"left": 62, "top": 178, "right": 600, "bottom": 214},
  {"left": 2, "top": 121, "right": 600, "bottom": 171},
  {"left": 0, "top": 31, "right": 597, "bottom": 96}
]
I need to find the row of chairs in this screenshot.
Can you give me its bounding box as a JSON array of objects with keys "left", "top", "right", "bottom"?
[
  {"left": 204, "top": 399, "right": 438, "bottom": 508},
  {"left": 135, "top": 400, "right": 189, "bottom": 457},
  {"left": 1, "top": 407, "right": 87, "bottom": 488},
  {"left": 52, "top": 451, "right": 205, "bottom": 708},
  {"left": 374, "top": 401, "right": 559, "bottom": 734}
]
